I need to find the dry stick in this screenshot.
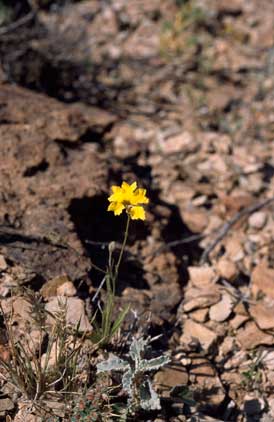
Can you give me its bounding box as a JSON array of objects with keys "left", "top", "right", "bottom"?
[
  {"left": 148, "top": 232, "right": 207, "bottom": 259},
  {"left": 200, "top": 196, "right": 274, "bottom": 264},
  {"left": 0, "top": 11, "right": 35, "bottom": 36}
]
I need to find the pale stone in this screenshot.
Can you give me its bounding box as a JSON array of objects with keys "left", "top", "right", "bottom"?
[
  {"left": 251, "top": 262, "right": 274, "bottom": 300},
  {"left": 0, "top": 274, "right": 17, "bottom": 297},
  {"left": 225, "top": 237, "right": 245, "bottom": 262},
  {"left": 180, "top": 319, "right": 218, "bottom": 352},
  {"left": 216, "top": 258, "right": 238, "bottom": 281},
  {"left": 56, "top": 281, "right": 77, "bottom": 297},
  {"left": 183, "top": 286, "right": 221, "bottom": 312},
  {"left": 224, "top": 351, "right": 247, "bottom": 370},
  {"left": 161, "top": 131, "right": 193, "bottom": 154},
  {"left": 188, "top": 266, "right": 217, "bottom": 287},
  {"left": 249, "top": 300, "right": 274, "bottom": 330},
  {"left": 233, "top": 301, "right": 248, "bottom": 315},
  {"left": 248, "top": 212, "right": 267, "bottom": 230},
  {"left": 237, "top": 321, "right": 273, "bottom": 349},
  {"left": 0, "top": 255, "right": 7, "bottom": 271},
  {"left": 41, "top": 341, "right": 59, "bottom": 369},
  {"left": 0, "top": 397, "right": 14, "bottom": 413},
  {"left": 218, "top": 336, "right": 235, "bottom": 359},
  {"left": 41, "top": 275, "right": 73, "bottom": 299},
  {"left": 261, "top": 350, "right": 274, "bottom": 370},
  {"left": 45, "top": 297, "right": 92, "bottom": 332},
  {"left": 190, "top": 358, "right": 225, "bottom": 407},
  {"left": 189, "top": 308, "right": 208, "bottom": 323},
  {"left": 1, "top": 297, "right": 33, "bottom": 324},
  {"left": 154, "top": 365, "right": 188, "bottom": 397},
  {"left": 209, "top": 293, "right": 234, "bottom": 322},
  {"left": 230, "top": 314, "right": 249, "bottom": 330},
  {"left": 268, "top": 397, "right": 274, "bottom": 417},
  {"left": 181, "top": 208, "right": 209, "bottom": 233}
]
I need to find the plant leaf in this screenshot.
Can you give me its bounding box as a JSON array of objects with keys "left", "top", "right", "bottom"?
[
  {"left": 122, "top": 368, "right": 133, "bottom": 395},
  {"left": 139, "top": 355, "right": 170, "bottom": 372},
  {"left": 97, "top": 354, "right": 129, "bottom": 373},
  {"left": 139, "top": 379, "right": 161, "bottom": 410},
  {"left": 110, "top": 304, "right": 130, "bottom": 337},
  {"left": 129, "top": 337, "right": 149, "bottom": 364}
]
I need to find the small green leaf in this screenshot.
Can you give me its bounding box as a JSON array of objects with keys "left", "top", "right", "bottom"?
[
  {"left": 110, "top": 304, "right": 130, "bottom": 337},
  {"left": 139, "top": 379, "right": 161, "bottom": 410},
  {"left": 139, "top": 355, "right": 170, "bottom": 372},
  {"left": 97, "top": 354, "right": 129, "bottom": 373}
]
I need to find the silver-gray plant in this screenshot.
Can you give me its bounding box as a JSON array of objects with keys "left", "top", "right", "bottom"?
[{"left": 97, "top": 336, "right": 170, "bottom": 412}]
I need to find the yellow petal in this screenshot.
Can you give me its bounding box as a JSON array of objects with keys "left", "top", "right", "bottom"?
[
  {"left": 122, "top": 181, "right": 137, "bottom": 193},
  {"left": 111, "top": 186, "right": 121, "bottom": 193},
  {"left": 128, "top": 206, "right": 145, "bottom": 220},
  {"left": 131, "top": 188, "right": 149, "bottom": 205},
  {"left": 108, "top": 186, "right": 124, "bottom": 203},
  {"left": 107, "top": 202, "right": 125, "bottom": 216}
]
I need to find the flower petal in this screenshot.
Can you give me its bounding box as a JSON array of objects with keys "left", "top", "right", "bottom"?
[
  {"left": 128, "top": 206, "right": 146, "bottom": 220},
  {"left": 108, "top": 202, "right": 125, "bottom": 216},
  {"left": 131, "top": 188, "right": 149, "bottom": 205},
  {"left": 122, "top": 181, "right": 137, "bottom": 193},
  {"left": 108, "top": 186, "right": 124, "bottom": 203}
]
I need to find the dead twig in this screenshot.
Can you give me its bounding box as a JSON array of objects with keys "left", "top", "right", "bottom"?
[
  {"left": 200, "top": 196, "right": 274, "bottom": 264},
  {"left": 147, "top": 232, "right": 207, "bottom": 259},
  {"left": 0, "top": 12, "right": 35, "bottom": 36}
]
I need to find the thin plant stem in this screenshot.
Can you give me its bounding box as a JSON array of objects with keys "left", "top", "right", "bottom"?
[{"left": 115, "top": 214, "right": 130, "bottom": 280}]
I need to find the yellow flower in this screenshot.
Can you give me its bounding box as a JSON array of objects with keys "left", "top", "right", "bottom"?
[{"left": 107, "top": 181, "right": 149, "bottom": 220}]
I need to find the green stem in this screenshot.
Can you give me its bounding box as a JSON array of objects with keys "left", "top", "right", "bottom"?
[{"left": 114, "top": 213, "right": 130, "bottom": 281}]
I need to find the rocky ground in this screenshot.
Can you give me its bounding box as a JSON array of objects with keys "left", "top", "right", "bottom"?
[{"left": 0, "top": 0, "right": 274, "bottom": 420}]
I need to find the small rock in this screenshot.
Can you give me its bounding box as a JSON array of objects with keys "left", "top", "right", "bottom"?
[
  {"left": 267, "top": 371, "right": 274, "bottom": 385},
  {"left": 188, "top": 266, "right": 217, "bottom": 287},
  {"left": 209, "top": 293, "right": 234, "bottom": 322},
  {"left": 161, "top": 131, "right": 194, "bottom": 154},
  {"left": 14, "top": 407, "right": 43, "bottom": 422},
  {"left": 221, "top": 370, "right": 243, "bottom": 390},
  {"left": 189, "top": 308, "right": 208, "bottom": 323},
  {"left": 261, "top": 349, "right": 274, "bottom": 370},
  {"left": 251, "top": 262, "right": 274, "bottom": 300},
  {"left": 268, "top": 397, "right": 274, "bottom": 417},
  {"left": 181, "top": 208, "right": 209, "bottom": 233},
  {"left": 237, "top": 321, "right": 273, "bottom": 349},
  {"left": 0, "top": 397, "right": 14, "bottom": 414},
  {"left": 0, "top": 255, "right": 7, "bottom": 271},
  {"left": 154, "top": 364, "right": 188, "bottom": 398},
  {"left": 233, "top": 301, "right": 248, "bottom": 315},
  {"left": 180, "top": 319, "right": 218, "bottom": 352},
  {"left": 248, "top": 212, "right": 267, "bottom": 230},
  {"left": 41, "top": 341, "right": 59, "bottom": 369},
  {"left": 249, "top": 300, "right": 274, "bottom": 330},
  {"left": 41, "top": 275, "right": 73, "bottom": 299},
  {"left": 183, "top": 286, "right": 221, "bottom": 312},
  {"left": 0, "top": 274, "right": 17, "bottom": 297},
  {"left": 45, "top": 297, "right": 92, "bottom": 332},
  {"left": 230, "top": 314, "right": 249, "bottom": 330},
  {"left": 56, "top": 281, "right": 77, "bottom": 297},
  {"left": 216, "top": 258, "right": 238, "bottom": 281},
  {"left": 225, "top": 237, "right": 245, "bottom": 262},
  {"left": 218, "top": 336, "right": 235, "bottom": 358},
  {"left": 190, "top": 358, "right": 225, "bottom": 407},
  {"left": 223, "top": 351, "right": 247, "bottom": 370},
  {"left": 26, "top": 329, "right": 46, "bottom": 354},
  {"left": 42, "top": 400, "right": 65, "bottom": 417},
  {"left": 0, "top": 345, "right": 10, "bottom": 363},
  {"left": 1, "top": 297, "right": 33, "bottom": 325}
]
